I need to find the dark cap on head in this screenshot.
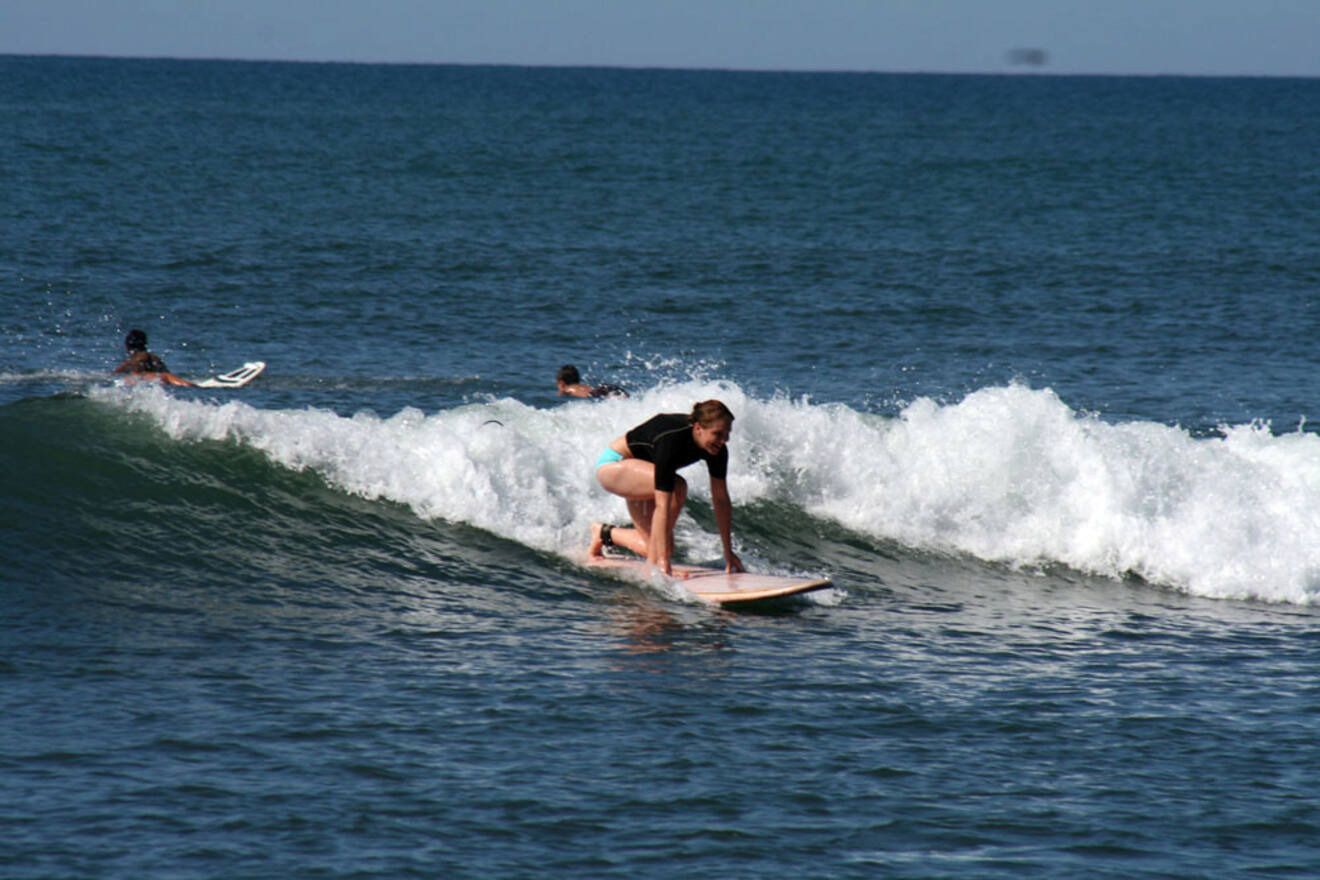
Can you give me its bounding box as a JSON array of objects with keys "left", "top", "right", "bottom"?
[{"left": 125, "top": 329, "right": 148, "bottom": 352}]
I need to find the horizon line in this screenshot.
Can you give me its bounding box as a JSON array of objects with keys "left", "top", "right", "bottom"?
[{"left": 3, "top": 51, "right": 1316, "bottom": 81}]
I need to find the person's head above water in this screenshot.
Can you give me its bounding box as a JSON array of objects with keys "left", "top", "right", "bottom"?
[
  {"left": 125, "top": 329, "right": 148, "bottom": 353},
  {"left": 557, "top": 364, "right": 582, "bottom": 385}
]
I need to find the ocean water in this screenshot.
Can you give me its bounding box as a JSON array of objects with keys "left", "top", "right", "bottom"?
[{"left": 3, "top": 56, "right": 1320, "bottom": 878}]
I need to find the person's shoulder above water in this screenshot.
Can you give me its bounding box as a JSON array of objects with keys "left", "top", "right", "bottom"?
[
  {"left": 114, "top": 329, "right": 196, "bottom": 387},
  {"left": 556, "top": 363, "right": 628, "bottom": 399},
  {"left": 116, "top": 350, "right": 170, "bottom": 373},
  {"left": 588, "top": 383, "right": 627, "bottom": 399}
]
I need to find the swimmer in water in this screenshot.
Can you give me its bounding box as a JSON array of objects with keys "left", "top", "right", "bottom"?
[
  {"left": 113, "top": 329, "right": 195, "bottom": 387},
  {"left": 556, "top": 364, "right": 627, "bottom": 399}
]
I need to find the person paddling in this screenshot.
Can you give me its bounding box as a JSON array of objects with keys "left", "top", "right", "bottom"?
[
  {"left": 589, "top": 400, "right": 743, "bottom": 577},
  {"left": 556, "top": 364, "right": 627, "bottom": 399},
  {"left": 113, "top": 329, "right": 195, "bottom": 387}
]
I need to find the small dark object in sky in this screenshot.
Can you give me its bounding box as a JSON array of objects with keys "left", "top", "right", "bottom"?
[{"left": 1008, "top": 48, "right": 1049, "bottom": 67}]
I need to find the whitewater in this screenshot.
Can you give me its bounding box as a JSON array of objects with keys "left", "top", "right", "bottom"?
[{"left": 92, "top": 379, "right": 1320, "bottom": 605}]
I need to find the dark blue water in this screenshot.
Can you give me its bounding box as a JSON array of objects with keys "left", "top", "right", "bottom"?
[{"left": 4, "top": 56, "right": 1320, "bottom": 878}]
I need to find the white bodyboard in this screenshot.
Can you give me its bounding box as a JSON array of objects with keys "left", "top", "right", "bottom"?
[{"left": 196, "top": 361, "right": 265, "bottom": 388}]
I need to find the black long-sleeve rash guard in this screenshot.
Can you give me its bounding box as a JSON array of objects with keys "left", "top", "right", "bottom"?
[{"left": 625, "top": 413, "right": 728, "bottom": 493}]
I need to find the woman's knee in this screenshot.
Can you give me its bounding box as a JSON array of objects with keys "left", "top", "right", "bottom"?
[{"left": 628, "top": 499, "right": 653, "bottom": 531}]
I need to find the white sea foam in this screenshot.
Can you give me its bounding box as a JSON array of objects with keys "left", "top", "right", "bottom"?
[
  {"left": 93, "top": 380, "right": 1320, "bottom": 604},
  {"left": 800, "top": 383, "right": 1320, "bottom": 604}
]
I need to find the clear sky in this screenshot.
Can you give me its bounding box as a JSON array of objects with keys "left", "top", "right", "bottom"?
[{"left": 2, "top": 0, "right": 1317, "bottom": 77}]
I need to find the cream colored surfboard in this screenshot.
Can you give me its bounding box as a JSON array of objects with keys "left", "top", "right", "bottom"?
[{"left": 586, "top": 555, "right": 832, "bottom": 604}]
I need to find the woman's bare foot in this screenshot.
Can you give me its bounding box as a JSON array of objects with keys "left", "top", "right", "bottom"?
[{"left": 588, "top": 522, "right": 606, "bottom": 557}]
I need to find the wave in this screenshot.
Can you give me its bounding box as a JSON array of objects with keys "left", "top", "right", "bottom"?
[
  {"left": 61, "top": 380, "right": 1320, "bottom": 605},
  {"left": 808, "top": 383, "right": 1320, "bottom": 604}
]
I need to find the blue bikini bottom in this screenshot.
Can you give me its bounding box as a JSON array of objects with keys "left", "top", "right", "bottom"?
[{"left": 596, "top": 448, "right": 624, "bottom": 470}]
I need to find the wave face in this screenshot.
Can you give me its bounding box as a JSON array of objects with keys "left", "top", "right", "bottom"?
[{"left": 68, "top": 379, "right": 1320, "bottom": 604}]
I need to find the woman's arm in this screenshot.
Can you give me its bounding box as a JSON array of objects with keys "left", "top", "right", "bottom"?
[
  {"left": 710, "top": 478, "right": 743, "bottom": 572},
  {"left": 649, "top": 489, "right": 678, "bottom": 575},
  {"left": 158, "top": 371, "right": 196, "bottom": 387}
]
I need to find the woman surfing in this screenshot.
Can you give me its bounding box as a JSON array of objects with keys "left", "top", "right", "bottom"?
[{"left": 589, "top": 400, "right": 743, "bottom": 577}]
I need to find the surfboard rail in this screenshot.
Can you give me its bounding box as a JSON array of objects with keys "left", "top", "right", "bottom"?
[{"left": 585, "top": 554, "right": 832, "bottom": 604}]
